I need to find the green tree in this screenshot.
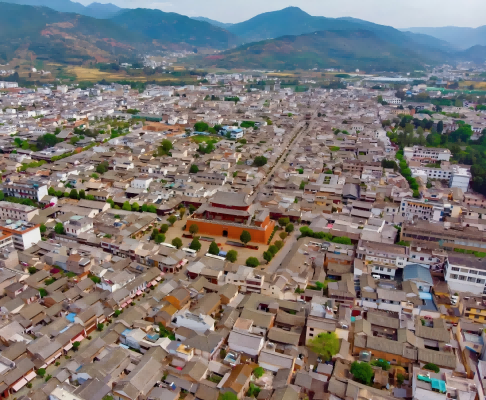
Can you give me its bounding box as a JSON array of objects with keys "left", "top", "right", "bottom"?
[
  {"left": 437, "top": 120, "right": 444, "bottom": 134},
  {"left": 160, "top": 224, "right": 169, "bottom": 233},
  {"left": 189, "top": 204, "right": 196, "bottom": 214},
  {"left": 147, "top": 205, "right": 157, "bottom": 213},
  {"left": 246, "top": 257, "right": 260, "bottom": 268},
  {"left": 371, "top": 359, "right": 390, "bottom": 371},
  {"left": 423, "top": 363, "right": 440, "bottom": 373},
  {"left": 426, "top": 132, "right": 441, "bottom": 146},
  {"left": 69, "top": 189, "right": 78, "bottom": 199},
  {"left": 28, "top": 267, "right": 37, "bottom": 274},
  {"left": 194, "top": 121, "right": 209, "bottom": 132},
  {"left": 189, "top": 164, "right": 199, "bottom": 173},
  {"left": 240, "top": 230, "right": 252, "bottom": 244},
  {"left": 263, "top": 251, "right": 273, "bottom": 263},
  {"left": 54, "top": 223, "right": 65, "bottom": 235},
  {"left": 96, "top": 160, "right": 109, "bottom": 174},
  {"left": 36, "top": 133, "right": 59, "bottom": 150},
  {"left": 253, "top": 156, "right": 268, "bottom": 167},
  {"left": 278, "top": 217, "right": 290, "bottom": 227},
  {"left": 122, "top": 201, "right": 132, "bottom": 211},
  {"left": 208, "top": 241, "right": 219, "bottom": 255},
  {"left": 274, "top": 240, "right": 284, "bottom": 250},
  {"left": 172, "top": 237, "right": 183, "bottom": 249},
  {"left": 226, "top": 250, "right": 238, "bottom": 262},
  {"left": 79, "top": 189, "right": 86, "bottom": 199},
  {"left": 37, "top": 368, "right": 46, "bottom": 378},
  {"left": 189, "top": 238, "right": 202, "bottom": 251},
  {"left": 48, "top": 187, "right": 55, "bottom": 196},
  {"left": 417, "top": 127, "right": 426, "bottom": 146},
  {"left": 160, "top": 139, "right": 173, "bottom": 153},
  {"left": 97, "top": 323, "right": 104, "bottom": 331},
  {"left": 179, "top": 208, "right": 186, "bottom": 218},
  {"left": 285, "top": 223, "right": 294, "bottom": 233},
  {"left": 40, "top": 224, "right": 47, "bottom": 234},
  {"left": 307, "top": 332, "right": 340, "bottom": 361},
  {"left": 350, "top": 361, "right": 374, "bottom": 385},
  {"left": 72, "top": 341, "right": 81, "bottom": 351},
  {"left": 268, "top": 245, "right": 278, "bottom": 255},
  {"left": 132, "top": 202, "right": 139, "bottom": 212},
  {"left": 189, "top": 224, "right": 199, "bottom": 235},
  {"left": 247, "top": 383, "right": 261, "bottom": 398},
  {"left": 154, "top": 233, "right": 166, "bottom": 244},
  {"left": 253, "top": 367, "right": 264, "bottom": 378},
  {"left": 332, "top": 236, "right": 352, "bottom": 245},
  {"left": 168, "top": 216, "right": 177, "bottom": 226},
  {"left": 221, "top": 393, "right": 238, "bottom": 400},
  {"left": 279, "top": 232, "right": 288, "bottom": 240}
]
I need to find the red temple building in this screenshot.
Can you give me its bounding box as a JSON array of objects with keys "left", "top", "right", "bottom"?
[{"left": 185, "top": 192, "right": 275, "bottom": 244}]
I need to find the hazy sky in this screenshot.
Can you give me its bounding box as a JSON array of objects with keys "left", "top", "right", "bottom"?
[{"left": 78, "top": 0, "right": 485, "bottom": 28}]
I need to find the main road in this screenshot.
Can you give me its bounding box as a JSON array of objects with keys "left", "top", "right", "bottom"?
[{"left": 258, "top": 105, "right": 321, "bottom": 273}]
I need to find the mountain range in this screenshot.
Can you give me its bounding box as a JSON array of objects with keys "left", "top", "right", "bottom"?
[
  {"left": 1, "top": 0, "right": 121, "bottom": 18},
  {"left": 403, "top": 26, "right": 486, "bottom": 50},
  {"left": 0, "top": 0, "right": 485, "bottom": 72},
  {"left": 191, "top": 16, "right": 233, "bottom": 29},
  {"left": 198, "top": 30, "right": 433, "bottom": 72}
]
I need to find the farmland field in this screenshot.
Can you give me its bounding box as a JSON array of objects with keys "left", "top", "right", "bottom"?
[
  {"left": 191, "top": 135, "right": 221, "bottom": 143},
  {"left": 65, "top": 66, "right": 200, "bottom": 82}
]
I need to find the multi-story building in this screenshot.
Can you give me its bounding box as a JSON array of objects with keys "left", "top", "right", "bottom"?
[
  {"left": 449, "top": 166, "right": 471, "bottom": 192},
  {"left": 403, "top": 145, "right": 451, "bottom": 163},
  {"left": 462, "top": 295, "right": 486, "bottom": 322},
  {"left": 0, "top": 202, "right": 39, "bottom": 221},
  {"left": 401, "top": 220, "right": 486, "bottom": 253},
  {"left": 0, "top": 221, "right": 41, "bottom": 251},
  {"left": 444, "top": 254, "right": 486, "bottom": 295},
  {"left": 383, "top": 97, "right": 402, "bottom": 105},
  {"left": 409, "top": 245, "right": 447, "bottom": 269},
  {"left": 63, "top": 216, "right": 94, "bottom": 237},
  {"left": 399, "top": 198, "right": 461, "bottom": 222},
  {"left": 356, "top": 240, "right": 409, "bottom": 279},
  {"left": 186, "top": 192, "right": 275, "bottom": 244},
  {"left": 225, "top": 265, "right": 265, "bottom": 294},
  {"left": 410, "top": 165, "right": 471, "bottom": 192},
  {"left": 1, "top": 179, "right": 48, "bottom": 202},
  {"left": 342, "top": 160, "right": 381, "bottom": 174},
  {"left": 130, "top": 175, "right": 153, "bottom": 189},
  {"left": 463, "top": 193, "right": 486, "bottom": 207},
  {"left": 192, "top": 172, "right": 227, "bottom": 186}
]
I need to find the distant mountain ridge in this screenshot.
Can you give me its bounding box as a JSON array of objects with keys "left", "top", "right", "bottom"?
[
  {"left": 0, "top": 2, "right": 145, "bottom": 64},
  {"left": 0, "top": 0, "right": 121, "bottom": 18},
  {"left": 191, "top": 16, "right": 233, "bottom": 29},
  {"left": 0, "top": 1, "right": 485, "bottom": 71},
  {"left": 110, "top": 9, "right": 239, "bottom": 49},
  {"left": 403, "top": 26, "right": 486, "bottom": 50},
  {"left": 225, "top": 6, "right": 452, "bottom": 55},
  {"left": 196, "top": 29, "right": 443, "bottom": 72}
]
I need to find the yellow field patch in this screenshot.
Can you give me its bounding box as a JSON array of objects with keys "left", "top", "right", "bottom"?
[
  {"left": 460, "top": 81, "right": 486, "bottom": 89},
  {"left": 66, "top": 67, "right": 198, "bottom": 82},
  {"left": 267, "top": 72, "right": 297, "bottom": 77}
]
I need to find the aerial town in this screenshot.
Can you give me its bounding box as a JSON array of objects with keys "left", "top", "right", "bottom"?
[{"left": 0, "top": 71, "right": 484, "bottom": 400}]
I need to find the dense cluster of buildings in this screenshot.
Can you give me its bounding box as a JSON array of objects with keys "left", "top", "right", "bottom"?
[{"left": 0, "top": 78, "right": 484, "bottom": 400}]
